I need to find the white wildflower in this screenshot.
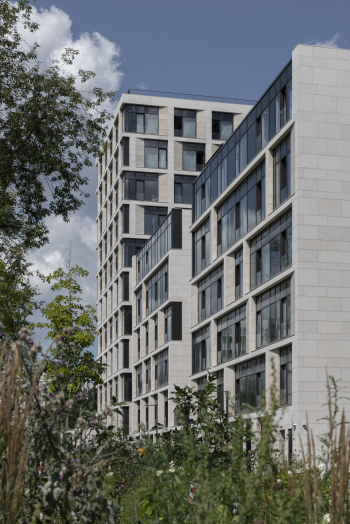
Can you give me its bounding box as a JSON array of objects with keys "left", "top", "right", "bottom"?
[{"left": 156, "top": 470, "right": 163, "bottom": 477}]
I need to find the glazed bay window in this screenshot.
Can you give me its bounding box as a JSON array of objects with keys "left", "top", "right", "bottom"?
[
  {"left": 122, "top": 306, "right": 132, "bottom": 335},
  {"left": 212, "top": 112, "right": 233, "bottom": 140},
  {"left": 122, "top": 339, "right": 129, "bottom": 368},
  {"left": 235, "top": 248, "right": 243, "bottom": 300},
  {"left": 122, "top": 373, "right": 132, "bottom": 402},
  {"left": 146, "top": 359, "right": 151, "bottom": 393},
  {"left": 198, "top": 264, "right": 223, "bottom": 322},
  {"left": 144, "top": 207, "right": 167, "bottom": 235},
  {"left": 136, "top": 289, "right": 142, "bottom": 324},
  {"left": 124, "top": 172, "right": 158, "bottom": 202},
  {"left": 250, "top": 209, "right": 292, "bottom": 290},
  {"left": 193, "top": 219, "right": 210, "bottom": 277},
  {"left": 217, "top": 305, "right": 246, "bottom": 364},
  {"left": 146, "top": 263, "right": 168, "bottom": 315},
  {"left": 164, "top": 303, "right": 182, "bottom": 342},
  {"left": 256, "top": 278, "right": 291, "bottom": 348},
  {"left": 193, "top": 61, "right": 291, "bottom": 222},
  {"left": 280, "top": 345, "right": 292, "bottom": 405},
  {"left": 192, "top": 326, "right": 210, "bottom": 374},
  {"left": 174, "top": 175, "right": 195, "bottom": 204},
  {"left": 217, "top": 370, "right": 224, "bottom": 412},
  {"left": 217, "top": 162, "right": 265, "bottom": 256},
  {"left": 145, "top": 140, "right": 167, "bottom": 169},
  {"left": 235, "top": 355, "right": 265, "bottom": 413},
  {"left": 174, "top": 109, "right": 196, "bottom": 138},
  {"left": 136, "top": 365, "right": 142, "bottom": 397},
  {"left": 123, "top": 239, "right": 147, "bottom": 268},
  {"left": 183, "top": 143, "right": 205, "bottom": 172},
  {"left": 274, "top": 135, "right": 291, "bottom": 208},
  {"left": 124, "top": 105, "right": 159, "bottom": 135},
  {"left": 155, "top": 349, "right": 168, "bottom": 389}
]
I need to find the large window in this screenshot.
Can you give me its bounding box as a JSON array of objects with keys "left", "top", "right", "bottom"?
[
  {"left": 250, "top": 210, "right": 292, "bottom": 290},
  {"left": 280, "top": 346, "right": 292, "bottom": 406},
  {"left": 235, "top": 355, "right": 265, "bottom": 413},
  {"left": 193, "top": 61, "right": 292, "bottom": 222},
  {"left": 174, "top": 109, "right": 196, "bottom": 138},
  {"left": 217, "top": 162, "right": 265, "bottom": 256},
  {"left": 125, "top": 105, "right": 159, "bottom": 135},
  {"left": 198, "top": 264, "right": 223, "bottom": 322},
  {"left": 146, "top": 262, "right": 168, "bottom": 315},
  {"left": 217, "top": 370, "right": 225, "bottom": 412},
  {"left": 212, "top": 112, "right": 233, "bottom": 140},
  {"left": 123, "top": 137, "right": 129, "bottom": 166},
  {"left": 256, "top": 278, "right": 291, "bottom": 348},
  {"left": 174, "top": 175, "right": 195, "bottom": 204},
  {"left": 164, "top": 303, "right": 182, "bottom": 342},
  {"left": 146, "top": 359, "right": 151, "bottom": 393},
  {"left": 122, "top": 306, "right": 132, "bottom": 335},
  {"left": 144, "top": 207, "right": 168, "bottom": 235},
  {"left": 192, "top": 326, "right": 210, "bottom": 374},
  {"left": 123, "top": 239, "right": 147, "bottom": 268},
  {"left": 193, "top": 219, "right": 210, "bottom": 277},
  {"left": 145, "top": 140, "right": 167, "bottom": 169},
  {"left": 183, "top": 143, "right": 205, "bottom": 172},
  {"left": 217, "top": 305, "right": 246, "bottom": 364},
  {"left": 136, "top": 289, "right": 142, "bottom": 324},
  {"left": 122, "top": 373, "right": 132, "bottom": 402},
  {"left": 124, "top": 172, "right": 158, "bottom": 202},
  {"left": 155, "top": 349, "right": 168, "bottom": 389},
  {"left": 136, "top": 365, "right": 142, "bottom": 397},
  {"left": 274, "top": 135, "right": 291, "bottom": 208}
]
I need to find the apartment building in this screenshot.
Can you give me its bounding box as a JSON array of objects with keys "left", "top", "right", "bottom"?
[
  {"left": 96, "top": 91, "right": 252, "bottom": 432},
  {"left": 189, "top": 44, "right": 350, "bottom": 457},
  {"left": 97, "top": 44, "right": 350, "bottom": 457}
]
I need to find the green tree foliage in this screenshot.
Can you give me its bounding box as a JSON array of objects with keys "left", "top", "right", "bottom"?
[
  {"left": 0, "top": 0, "right": 113, "bottom": 251},
  {"left": 35, "top": 265, "right": 105, "bottom": 395}
]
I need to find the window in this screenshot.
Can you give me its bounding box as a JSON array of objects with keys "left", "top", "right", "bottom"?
[
  {"left": 146, "top": 359, "right": 151, "bottom": 393},
  {"left": 144, "top": 207, "right": 168, "bottom": 235},
  {"left": 192, "top": 326, "right": 210, "bottom": 374},
  {"left": 123, "top": 137, "right": 129, "bottom": 166},
  {"left": 164, "top": 391, "right": 168, "bottom": 427},
  {"left": 123, "top": 238, "right": 147, "bottom": 268},
  {"left": 193, "top": 61, "right": 292, "bottom": 222},
  {"left": 256, "top": 278, "right": 291, "bottom": 348},
  {"left": 124, "top": 172, "right": 158, "bottom": 202},
  {"left": 217, "top": 371, "right": 224, "bottom": 412},
  {"left": 212, "top": 112, "right": 233, "bottom": 140},
  {"left": 154, "top": 394, "right": 158, "bottom": 425},
  {"left": 280, "top": 346, "right": 292, "bottom": 405},
  {"left": 250, "top": 210, "right": 292, "bottom": 290},
  {"left": 155, "top": 349, "right": 168, "bottom": 389},
  {"left": 137, "top": 330, "right": 140, "bottom": 360},
  {"left": 273, "top": 135, "right": 291, "bottom": 208},
  {"left": 122, "top": 306, "right": 132, "bottom": 335},
  {"left": 122, "top": 406, "right": 129, "bottom": 435},
  {"left": 174, "top": 175, "right": 195, "bottom": 204},
  {"left": 154, "top": 315, "right": 158, "bottom": 349},
  {"left": 193, "top": 218, "right": 210, "bottom": 276},
  {"left": 136, "top": 365, "right": 142, "bottom": 397},
  {"left": 122, "top": 373, "right": 132, "bottom": 402},
  {"left": 145, "top": 398, "right": 149, "bottom": 430},
  {"left": 235, "top": 248, "right": 243, "bottom": 300},
  {"left": 174, "top": 109, "right": 196, "bottom": 138},
  {"left": 122, "top": 272, "right": 129, "bottom": 302},
  {"left": 122, "top": 339, "right": 129, "bottom": 368},
  {"left": 217, "top": 305, "right": 246, "bottom": 364},
  {"left": 115, "top": 378, "right": 118, "bottom": 402},
  {"left": 109, "top": 380, "right": 113, "bottom": 402},
  {"left": 146, "top": 323, "right": 149, "bottom": 355},
  {"left": 235, "top": 355, "right": 265, "bottom": 413},
  {"left": 164, "top": 303, "right": 182, "bottom": 343},
  {"left": 124, "top": 105, "right": 159, "bottom": 135},
  {"left": 146, "top": 263, "right": 168, "bottom": 315},
  {"left": 198, "top": 265, "right": 223, "bottom": 322},
  {"left": 123, "top": 205, "right": 129, "bottom": 234},
  {"left": 217, "top": 162, "right": 265, "bottom": 256},
  {"left": 145, "top": 140, "right": 167, "bottom": 169},
  {"left": 137, "top": 289, "right": 142, "bottom": 324},
  {"left": 183, "top": 143, "right": 205, "bottom": 172}
]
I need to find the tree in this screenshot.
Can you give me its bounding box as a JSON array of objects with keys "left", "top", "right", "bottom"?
[
  {"left": 0, "top": 0, "right": 113, "bottom": 251},
  {"left": 35, "top": 265, "right": 105, "bottom": 395}
]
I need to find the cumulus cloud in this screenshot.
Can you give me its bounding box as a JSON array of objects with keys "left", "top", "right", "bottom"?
[
  {"left": 306, "top": 33, "right": 341, "bottom": 48},
  {"left": 17, "top": 4, "right": 124, "bottom": 110}
]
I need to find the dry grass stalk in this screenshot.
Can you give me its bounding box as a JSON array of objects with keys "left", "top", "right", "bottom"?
[{"left": 0, "top": 339, "right": 45, "bottom": 523}]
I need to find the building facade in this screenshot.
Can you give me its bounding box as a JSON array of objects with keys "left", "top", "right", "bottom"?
[
  {"left": 97, "top": 44, "right": 350, "bottom": 457},
  {"left": 96, "top": 92, "right": 252, "bottom": 432}
]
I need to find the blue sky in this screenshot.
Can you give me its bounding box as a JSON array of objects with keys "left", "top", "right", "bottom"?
[
  {"left": 35, "top": 0, "right": 349, "bottom": 102},
  {"left": 25, "top": 0, "right": 349, "bottom": 352}
]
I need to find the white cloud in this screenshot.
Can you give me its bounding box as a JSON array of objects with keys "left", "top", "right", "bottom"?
[
  {"left": 16, "top": 4, "right": 124, "bottom": 110},
  {"left": 306, "top": 33, "right": 341, "bottom": 48},
  {"left": 136, "top": 83, "right": 148, "bottom": 90}
]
